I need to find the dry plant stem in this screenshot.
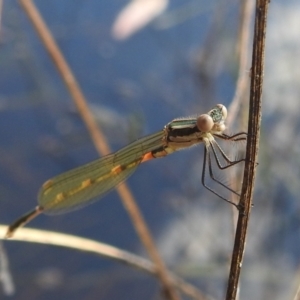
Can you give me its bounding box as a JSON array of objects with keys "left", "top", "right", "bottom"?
[
  {"left": 19, "top": 1, "right": 179, "bottom": 299},
  {"left": 0, "top": 225, "right": 208, "bottom": 300},
  {"left": 227, "top": 0, "right": 255, "bottom": 296},
  {"left": 227, "top": 0, "right": 255, "bottom": 127},
  {"left": 225, "top": 1, "right": 270, "bottom": 299}
]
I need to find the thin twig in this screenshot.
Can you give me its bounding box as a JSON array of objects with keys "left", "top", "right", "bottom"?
[
  {"left": 225, "top": 1, "right": 270, "bottom": 299},
  {"left": 227, "top": 1, "right": 255, "bottom": 296},
  {"left": 0, "top": 225, "right": 209, "bottom": 300},
  {"left": 18, "top": 1, "right": 179, "bottom": 299}
]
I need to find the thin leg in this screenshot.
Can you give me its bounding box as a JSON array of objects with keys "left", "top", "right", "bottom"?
[
  {"left": 201, "top": 146, "right": 239, "bottom": 208},
  {"left": 207, "top": 144, "right": 240, "bottom": 196}
]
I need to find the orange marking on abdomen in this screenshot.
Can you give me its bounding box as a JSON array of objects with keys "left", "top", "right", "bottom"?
[
  {"left": 111, "top": 165, "right": 123, "bottom": 175},
  {"left": 141, "top": 152, "right": 154, "bottom": 163},
  {"left": 56, "top": 192, "right": 66, "bottom": 201},
  {"left": 81, "top": 178, "right": 93, "bottom": 188}
]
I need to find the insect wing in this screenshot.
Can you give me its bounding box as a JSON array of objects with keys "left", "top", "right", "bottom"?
[
  {"left": 38, "top": 130, "right": 165, "bottom": 214},
  {"left": 202, "top": 133, "right": 246, "bottom": 201}
]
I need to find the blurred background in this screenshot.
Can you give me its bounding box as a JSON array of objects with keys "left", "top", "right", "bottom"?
[{"left": 0, "top": 0, "right": 300, "bottom": 299}]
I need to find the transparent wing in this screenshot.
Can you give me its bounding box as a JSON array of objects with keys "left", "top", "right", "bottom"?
[
  {"left": 38, "top": 130, "right": 165, "bottom": 214},
  {"left": 202, "top": 132, "right": 247, "bottom": 206}
]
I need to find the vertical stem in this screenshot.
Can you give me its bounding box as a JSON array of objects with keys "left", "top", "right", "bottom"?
[{"left": 225, "top": 0, "right": 270, "bottom": 299}]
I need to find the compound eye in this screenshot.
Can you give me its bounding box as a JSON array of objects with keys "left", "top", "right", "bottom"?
[{"left": 197, "top": 114, "right": 214, "bottom": 132}]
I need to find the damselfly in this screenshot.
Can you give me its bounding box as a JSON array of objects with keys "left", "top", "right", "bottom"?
[{"left": 5, "top": 104, "right": 246, "bottom": 238}]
